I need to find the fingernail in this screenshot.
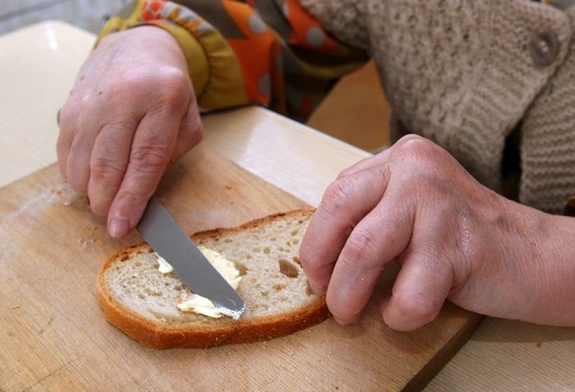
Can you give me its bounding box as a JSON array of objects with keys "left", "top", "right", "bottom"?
[{"left": 109, "top": 218, "right": 130, "bottom": 238}]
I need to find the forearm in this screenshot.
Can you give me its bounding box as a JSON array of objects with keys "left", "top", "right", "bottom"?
[
  {"left": 447, "top": 195, "right": 575, "bottom": 327},
  {"left": 519, "top": 211, "right": 575, "bottom": 326}
]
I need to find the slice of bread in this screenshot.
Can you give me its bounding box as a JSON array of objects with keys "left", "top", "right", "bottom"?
[{"left": 97, "top": 209, "right": 330, "bottom": 349}]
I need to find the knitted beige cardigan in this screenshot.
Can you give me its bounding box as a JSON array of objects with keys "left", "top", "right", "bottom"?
[{"left": 301, "top": 0, "right": 575, "bottom": 214}]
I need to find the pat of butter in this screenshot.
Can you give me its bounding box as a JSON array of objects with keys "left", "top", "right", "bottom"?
[
  {"left": 177, "top": 293, "right": 224, "bottom": 318},
  {"left": 155, "top": 253, "right": 174, "bottom": 274},
  {"left": 156, "top": 246, "right": 241, "bottom": 319},
  {"left": 197, "top": 246, "right": 241, "bottom": 290}
]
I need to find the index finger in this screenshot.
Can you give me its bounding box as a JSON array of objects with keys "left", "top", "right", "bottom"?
[
  {"left": 299, "top": 165, "right": 389, "bottom": 294},
  {"left": 105, "top": 110, "right": 182, "bottom": 238}
]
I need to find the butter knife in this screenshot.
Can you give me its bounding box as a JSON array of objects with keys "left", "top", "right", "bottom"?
[{"left": 137, "top": 196, "right": 246, "bottom": 318}]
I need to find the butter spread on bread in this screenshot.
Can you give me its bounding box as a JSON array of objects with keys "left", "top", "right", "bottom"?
[
  {"left": 96, "top": 209, "right": 330, "bottom": 349},
  {"left": 155, "top": 253, "right": 174, "bottom": 274},
  {"left": 155, "top": 246, "right": 242, "bottom": 319}
]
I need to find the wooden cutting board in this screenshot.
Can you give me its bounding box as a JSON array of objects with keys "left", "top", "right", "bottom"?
[{"left": 0, "top": 146, "right": 482, "bottom": 391}]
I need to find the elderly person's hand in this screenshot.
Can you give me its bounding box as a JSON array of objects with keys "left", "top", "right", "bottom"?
[
  {"left": 300, "top": 135, "right": 575, "bottom": 330},
  {"left": 57, "top": 26, "right": 201, "bottom": 238}
]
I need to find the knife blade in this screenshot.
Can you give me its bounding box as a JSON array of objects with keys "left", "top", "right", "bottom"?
[{"left": 137, "top": 196, "right": 246, "bottom": 318}]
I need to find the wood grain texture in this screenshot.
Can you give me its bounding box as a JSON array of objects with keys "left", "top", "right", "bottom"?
[{"left": 0, "top": 146, "right": 482, "bottom": 391}]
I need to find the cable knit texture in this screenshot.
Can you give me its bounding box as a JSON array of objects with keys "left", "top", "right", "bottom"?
[
  {"left": 521, "top": 7, "right": 575, "bottom": 211},
  {"left": 301, "top": 0, "right": 575, "bottom": 213}
]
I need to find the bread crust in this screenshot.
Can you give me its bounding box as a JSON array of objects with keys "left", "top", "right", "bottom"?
[{"left": 97, "top": 209, "right": 330, "bottom": 349}]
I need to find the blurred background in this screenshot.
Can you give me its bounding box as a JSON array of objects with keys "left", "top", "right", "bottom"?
[
  {"left": 1, "top": 0, "right": 390, "bottom": 152},
  {"left": 0, "top": 0, "right": 129, "bottom": 35}
]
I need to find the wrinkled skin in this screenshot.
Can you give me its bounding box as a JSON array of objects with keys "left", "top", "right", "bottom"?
[
  {"left": 58, "top": 26, "right": 202, "bottom": 238},
  {"left": 59, "top": 26, "right": 575, "bottom": 331},
  {"left": 299, "top": 135, "right": 575, "bottom": 331}
]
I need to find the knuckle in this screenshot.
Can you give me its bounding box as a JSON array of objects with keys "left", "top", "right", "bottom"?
[
  {"left": 105, "top": 72, "right": 153, "bottom": 103},
  {"left": 396, "top": 133, "right": 425, "bottom": 145},
  {"left": 395, "top": 134, "right": 430, "bottom": 150},
  {"left": 118, "top": 66, "right": 189, "bottom": 102},
  {"left": 342, "top": 228, "right": 381, "bottom": 270},
  {"left": 57, "top": 105, "right": 74, "bottom": 131},
  {"left": 393, "top": 134, "right": 441, "bottom": 161},
  {"left": 157, "top": 67, "right": 190, "bottom": 94},
  {"left": 105, "top": 79, "right": 141, "bottom": 108},
  {"left": 110, "top": 68, "right": 192, "bottom": 125},
  {"left": 321, "top": 176, "right": 358, "bottom": 216},
  {"left": 187, "top": 125, "right": 204, "bottom": 146},
  {"left": 114, "top": 188, "right": 150, "bottom": 214},
  {"left": 78, "top": 91, "right": 99, "bottom": 108},
  {"left": 114, "top": 68, "right": 151, "bottom": 90},
  {"left": 130, "top": 143, "right": 171, "bottom": 173},
  {"left": 178, "top": 116, "right": 204, "bottom": 150},
  {"left": 396, "top": 135, "right": 435, "bottom": 152},
  {"left": 90, "top": 155, "right": 124, "bottom": 183}
]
